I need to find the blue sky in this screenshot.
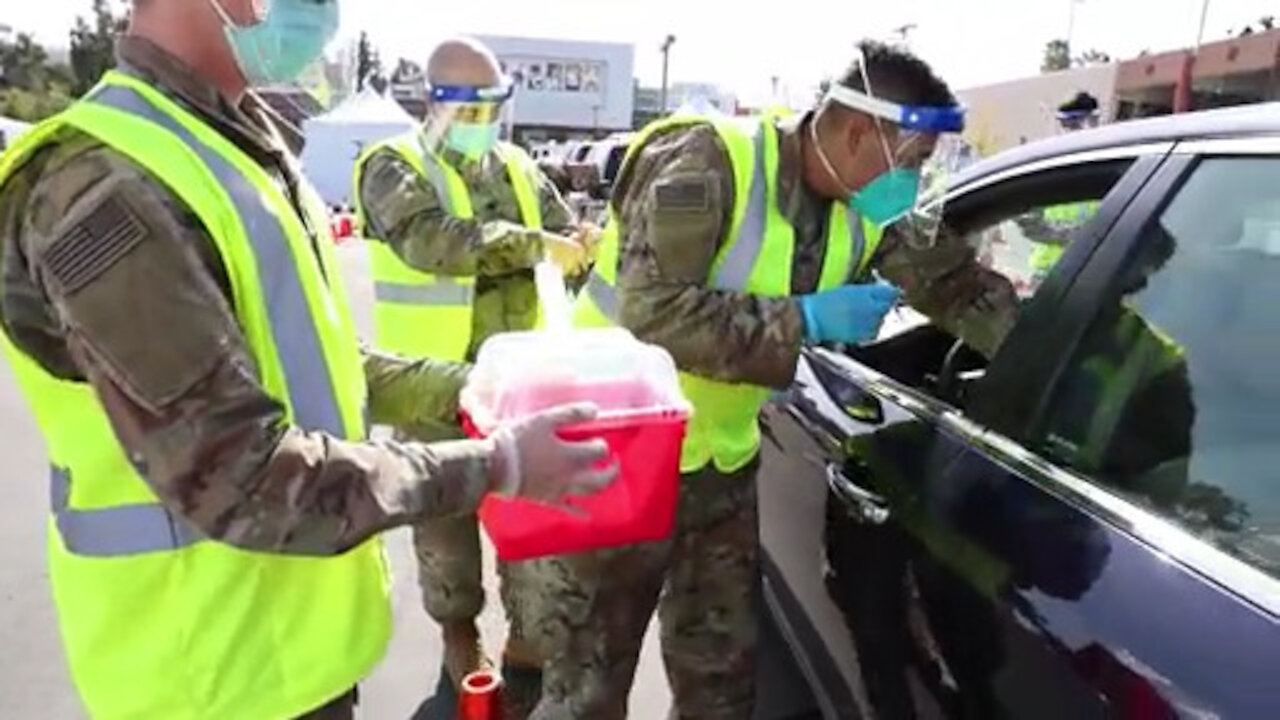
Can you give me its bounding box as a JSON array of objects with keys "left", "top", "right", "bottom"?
[{"left": 4, "top": 0, "right": 1277, "bottom": 104}]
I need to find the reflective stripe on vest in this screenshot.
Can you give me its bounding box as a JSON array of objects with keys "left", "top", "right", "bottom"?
[
  {"left": 585, "top": 122, "right": 865, "bottom": 316},
  {"left": 420, "top": 151, "right": 461, "bottom": 216},
  {"left": 51, "top": 466, "right": 203, "bottom": 556},
  {"left": 89, "top": 84, "right": 346, "bottom": 438},
  {"left": 576, "top": 114, "right": 873, "bottom": 473},
  {"left": 1, "top": 70, "right": 388, "bottom": 720},
  {"left": 45, "top": 83, "right": 348, "bottom": 557},
  {"left": 374, "top": 276, "right": 473, "bottom": 306},
  {"left": 357, "top": 137, "right": 543, "bottom": 360}
]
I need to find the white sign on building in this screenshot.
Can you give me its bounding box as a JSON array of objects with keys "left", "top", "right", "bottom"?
[{"left": 475, "top": 35, "right": 635, "bottom": 131}]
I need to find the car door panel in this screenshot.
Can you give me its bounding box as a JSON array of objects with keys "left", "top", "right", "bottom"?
[
  {"left": 758, "top": 146, "right": 1280, "bottom": 719},
  {"left": 791, "top": 348, "right": 1109, "bottom": 720},
  {"left": 772, "top": 324, "right": 1280, "bottom": 719},
  {"left": 758, "top": 355, "right": 882, "bottom": 719}
]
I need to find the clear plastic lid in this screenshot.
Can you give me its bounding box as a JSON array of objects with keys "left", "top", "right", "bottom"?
[{"left": 459, "top": 328, "right": 690, "bottom": 433}]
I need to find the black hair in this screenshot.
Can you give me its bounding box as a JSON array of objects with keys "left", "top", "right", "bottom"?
[
  {"left": 1058, "top": 91, "right": 1100, "bottom": 115},
  {"left": 837, "top": 40, "right": 956, "bottom": 108}
]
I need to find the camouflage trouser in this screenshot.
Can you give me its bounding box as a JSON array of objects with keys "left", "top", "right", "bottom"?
[
  {"left": 522, "top": 458, "right": 761, "bottom": 720},
  {"left": 413, "top": 513, "right": 486, "bottom": 623},
  {"left": 412, "top": 513, "right": 535, "bottom": 644}
]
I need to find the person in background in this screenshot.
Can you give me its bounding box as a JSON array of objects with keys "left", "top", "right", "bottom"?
[
  {"left": 352, "top": 35, "right": 597, "bottom": 711},
  {"left": 0, "top": 1, "right": 614, "bottom": 718},
  {"left": 1022, "top": 91, "right": 1104, "bottom": 285},
  {"left": 528, "top": 40, "right": 1018, "bottom": 719}
]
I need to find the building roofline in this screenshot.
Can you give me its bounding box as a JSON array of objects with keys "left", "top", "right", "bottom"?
[{"left": 951, "top": 101, "right": 1280, "bottom": 188}]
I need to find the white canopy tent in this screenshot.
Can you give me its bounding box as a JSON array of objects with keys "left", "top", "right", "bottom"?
[
  {"left": 671, "top": 96, "right": 726, "bottom": 118},
  {"left": 300, "top": 89, "right": 418, "bottom": 208},
  {"left": 0, "top": 115, "right": 33, "bottom": 150}
]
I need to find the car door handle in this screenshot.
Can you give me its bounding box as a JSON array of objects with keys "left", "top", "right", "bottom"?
[{"left": 826, "top": 463, "right": 890, "bottom": 525}]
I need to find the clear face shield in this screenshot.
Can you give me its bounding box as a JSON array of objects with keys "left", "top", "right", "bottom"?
[
  {"left": 821, "top": 50, "right": 966, "bottom": 247},
  {"left": 1057, "top": 109, "right": 1100, "bottom": 133},
  {"left": 420, "top": 81, "right": 515, "bottom": 170}
]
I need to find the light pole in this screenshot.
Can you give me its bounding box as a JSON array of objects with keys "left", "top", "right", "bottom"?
[
  {"left": 660, "top": 34, "right": 676, "bottom": 115},
  {"left": 1177, "top": 0, "right": 1212, "bottom": 114},
  {"left": 1194, "top": 0, "right": 1211, "bottom": 50},
  {"left": 1066, "top": 0, "right": 1084, "bottom": 60}
]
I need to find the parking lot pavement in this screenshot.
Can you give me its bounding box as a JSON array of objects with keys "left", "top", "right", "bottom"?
[{"left": 0, "top": 240, "right": 671, "bottom": 719}]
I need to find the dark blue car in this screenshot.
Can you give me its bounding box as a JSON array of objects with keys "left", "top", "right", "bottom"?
[{"left": 758, "top": 103, "right": 1280, "bottom": 719}]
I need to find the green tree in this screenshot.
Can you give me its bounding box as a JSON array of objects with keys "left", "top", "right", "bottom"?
[
  {"left": 0, "top": 84, "right": 73, "bottom": 122},
  {"left": 0, "top": 32, "right": 50, "bottom": 90},
  {"left": 1074, "top": 49, "right": 1112, "bottom": 66},
  {"left": 0, "top": 32, "right": 74, "bottom": 121},
  {"left": 356, "top": 31, "right": 383, "bottom": 92},
  {"left": 69, "top": 0, "right": 128, "bottom": 95},
  {"left": 1041, "top": 39, "right": 1071, "bottom": 73}
]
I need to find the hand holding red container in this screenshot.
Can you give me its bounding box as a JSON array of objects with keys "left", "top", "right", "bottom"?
[{"left": 461, "top": 328, "right": 691, "bottom": 561}]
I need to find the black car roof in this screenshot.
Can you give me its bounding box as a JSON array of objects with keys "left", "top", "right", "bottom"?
[{"left": 951, "top": 101, "right": 1280, "bottom": 190}]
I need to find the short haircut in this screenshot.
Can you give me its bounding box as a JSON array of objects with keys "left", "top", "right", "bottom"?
[
  {"left": 837, "top": 40, "right": 956, "bottom": 109},
  {"left": 1058, "top": 91, "right": 1100, "bottom": 114}
]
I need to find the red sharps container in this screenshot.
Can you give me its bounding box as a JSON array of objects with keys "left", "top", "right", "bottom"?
[{"left": 459, "top": 328, "right": 691, "bottom": 561}]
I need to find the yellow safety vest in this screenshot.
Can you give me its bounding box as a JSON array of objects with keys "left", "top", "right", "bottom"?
[
  {"left": 0, "top": 70, "right": 391, "bottom": 720},
  {"left": 353, "top": 136, "right": 543, "bottom": 360},
  {"left": 575, "top": 115, "right": 882, "bottom": 473},
  {"left": 1030, "top": 201, "right": 1100, "bottom": 274},
  {"left": 1073, "top": 307, "right": 1185, "bottom": 471}
]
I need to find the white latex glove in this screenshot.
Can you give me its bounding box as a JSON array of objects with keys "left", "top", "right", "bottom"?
[
  {"left": 542, "top": 232, "right": 587, "bottom": 275},
  {"left": 489, "top": 403, "right": 618, "bottom": 512}
]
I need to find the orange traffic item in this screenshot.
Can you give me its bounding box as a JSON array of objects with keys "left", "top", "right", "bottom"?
[{"left": 458, "top": 668, "right": 502, "bottom": 720}]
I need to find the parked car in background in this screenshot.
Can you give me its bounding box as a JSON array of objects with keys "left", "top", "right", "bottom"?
[
  {"left": 560, "top": 139, "right": 600, "bottom": 194},
  {"left": 583, "top": 132, "right": 634, "bottom": 194},
  {"left": 759, "top": 102, "right": 1280, "bottom": 718}
]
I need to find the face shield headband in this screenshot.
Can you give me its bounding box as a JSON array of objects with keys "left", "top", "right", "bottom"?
[
  {"left": 819, "top": 52, "right": 966, "bottom": 243},
  {"left": 421, "top": 82, "right": 516, "bottom": 161}
]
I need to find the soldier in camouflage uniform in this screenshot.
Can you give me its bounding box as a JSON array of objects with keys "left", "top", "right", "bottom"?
[
  {"left": 355, "top": 37, "right": 593, "bottom": 704},
  {"left": 0, "top": 4, "right": 613, "bottom": 718},
  {"left": 525, "top": 42, "right": 1020, "bottom": 719}
]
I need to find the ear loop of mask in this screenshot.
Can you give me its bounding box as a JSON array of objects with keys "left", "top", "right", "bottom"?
[
  {"left": 206, "top": 0, "right": 267, "bottom": 27},
  {"left": 848, "top": 50, "right": 940, "bottom": 250},
  {"left": 809, "top": 107, "right": 856, "bottom": 198},
  {"left": 852, "top": 51, "right": 900, "bottom": 175}
]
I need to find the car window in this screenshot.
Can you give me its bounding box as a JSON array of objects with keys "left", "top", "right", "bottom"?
[
  {"left": 874, "top": 158, "right": 1135, "bottom": 344},
  {"left": 1033, "top": 155, "right": 1280, "bottom": 578},
  {"left": 603, "top": 145, "right": 628, "bottom": 184},
  {"left": 964, "top": 194, "right": 1107, "bottom": 299}
]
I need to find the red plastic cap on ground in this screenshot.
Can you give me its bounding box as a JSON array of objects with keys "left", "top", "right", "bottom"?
[{"left": 458, "top": 669, "right": 502, "bottom": 720}]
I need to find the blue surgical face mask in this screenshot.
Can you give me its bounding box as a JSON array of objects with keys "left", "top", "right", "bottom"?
[
  {"left": 210, "top": 0, "right": 339, "bottom": 87},
  {"left": 849, "top": 167, "right": 921, "bottom": 226},
  {"left": 445, "top": 122, "right": 501, "bottom": 161}
]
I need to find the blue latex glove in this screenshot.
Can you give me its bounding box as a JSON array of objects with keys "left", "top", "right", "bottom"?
[{"left": 798, "top": 283, "right": 901, "bottom": 344}]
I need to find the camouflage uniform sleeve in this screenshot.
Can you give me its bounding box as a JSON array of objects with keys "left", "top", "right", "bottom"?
[
  {"left": 872, "top": 223, "right": 1020, "bottom": 358},
  {"left": 358, "top": 148, "right": 543, "bottom": 276},
  {"left": 614, "top": 124, "right": 805, "bottom": 389},
  {"left": 364, "top": 347, "right": 469, "bottom": 442},
  {"left": 21, "top": 147, "right": 495, "bottom": 556},
  {"left": 533, "top": 160, "right": 577, "bottom": 234}
]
